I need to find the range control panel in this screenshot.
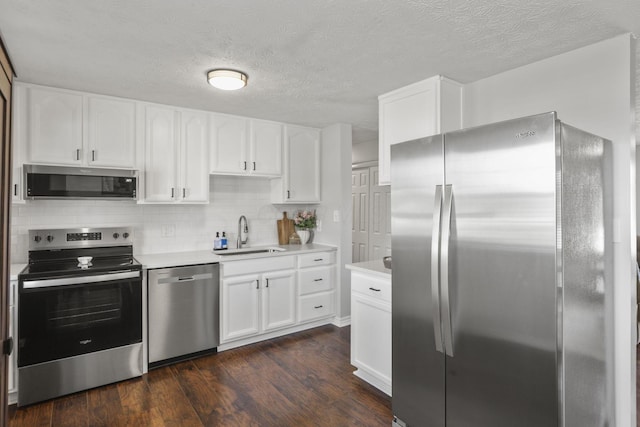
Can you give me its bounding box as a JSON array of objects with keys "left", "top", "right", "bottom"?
[{"left": 29, "top": 227, "right": 134, "bottom": 250}]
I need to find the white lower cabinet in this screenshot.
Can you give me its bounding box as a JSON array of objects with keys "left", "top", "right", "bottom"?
[
  {"left": 9, "top": 279, "right": 17, "bottom": 403},
  {"left": 350, "top": 270, "right": 392, "bottom": 395},
  {"left": 220, "top": 251, "right": 336, "bottom": 350}
]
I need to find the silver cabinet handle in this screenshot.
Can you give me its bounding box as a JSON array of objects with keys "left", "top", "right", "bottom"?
[
  {"left": 441, "top": 184, "right": 454, "bottom": 357},
  {"left": 314, "top": 278, "right": 323, "bottom": 282},
  {"left": 252, "top": 161, "right": 256, "bottom": 171},
  {"left": 76, "top": 149, "right": 81, "bottom": 161},
  {"left": 256, "top": 279, "right": 259, "bottom": 289},
  {"left": 314, "top": 305, "right": 323, "bottom": 309},
  {"left": 266, "top": 278, "right": 269, "bottom": 288},
  {"left": 92, "top": 150, "right": 96, "bottom": 161},
  {"left": 13, "top": 184, "right": 17, "bottom": 196},
  {"left": 313, "top": 258, "right": 324, "bottom": 262},
  {"left": 182, "top": 188, "right": 186, "bottom": 198},
  {"left": 243, "top": 161, "right": 247, "bottom": 171},
  {"left": 171, "top": 188, "right": 175, "bottom": 198},
  {"left": 368, "top": 287, "right": 380, "bottom": 292},
  {"left": 287, "top": 190, "right": 290, "bottom": 199},
  {"left": 431, "top": 185, "right": 444, "bottom": 354}
]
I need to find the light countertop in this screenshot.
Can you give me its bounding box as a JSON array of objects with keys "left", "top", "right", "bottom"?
[
  {"left": 136, "top": 243, "right": 337, "bottom": 270},
  {"left": 10, "top": 264, "right": 26, "bottom": 280},
  {"left": 346, "top": 260, "right": 391, "bottom": 279}
]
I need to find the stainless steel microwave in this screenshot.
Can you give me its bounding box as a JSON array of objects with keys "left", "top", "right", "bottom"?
[{"left": 23, "top": 164, "right": 137, "bottom": 200}]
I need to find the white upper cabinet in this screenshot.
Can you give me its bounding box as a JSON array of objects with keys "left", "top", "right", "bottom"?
[
  {"left": 209, "top": 114, "right": 248, "bottom": 174},
  {"left": 249, "top": 119, "right": 282, "bottom": 177},
  {"left": 87, "top": 97, "right": 136, "bottom": 168},
  {"left": 144, "top": 105, "right": 178, "bottom": 202},
  {"left": 179, "top": 111, "right": 209, "bottom": 202},
  {"left": 210, "top": 114, "right": 283, "bottom": 177},
  {"left": 27, "top": 87, "right": 83, "bottom": 165},
  {"left": 378, "top": 75, "right": 462, "bottom": 185},
  {"left": 271, "top": 125, "right": 321, "bottom": 204},
  {"left": 144, "top": 106, "right": 208, "bottom": 204},
  {"left": 22, "top": 85, "right": 136, "bottom": 168}
]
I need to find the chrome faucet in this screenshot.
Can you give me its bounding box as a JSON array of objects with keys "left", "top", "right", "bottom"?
[{"left": 237, "top": 215, "right": 249, "bottom": 248}]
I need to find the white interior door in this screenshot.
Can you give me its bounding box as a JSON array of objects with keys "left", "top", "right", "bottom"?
[
  {"left": 352, "top": 168, "right": 369, "bottom": 262},
  {"left": 368, "top": 166, "right": 391, "bottom": 260}
]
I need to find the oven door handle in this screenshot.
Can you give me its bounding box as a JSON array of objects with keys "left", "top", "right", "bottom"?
[{"left": 22, "top": 270, "right": 141, "bottom": 289}]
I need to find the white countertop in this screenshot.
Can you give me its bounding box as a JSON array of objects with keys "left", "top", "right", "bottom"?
[
  {"left": 346, "top": 260, "right": 391, "bottom": 279},
  {"left": 136, "top": 243, "right": 337, "bottom": 270},
  {"left": 10, "top": 263, "right": 26, "bottom": 280}
]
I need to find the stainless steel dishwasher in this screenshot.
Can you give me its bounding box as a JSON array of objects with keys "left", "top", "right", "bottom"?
[{"left": 148, "top": 263, "right": 219, "bottom": 366}]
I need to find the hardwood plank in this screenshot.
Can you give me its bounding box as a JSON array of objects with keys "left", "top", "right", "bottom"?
[
  {"left": 8, "top": 401, "right": 53, "bottom": 427},
  {"left": 8, "top": 326, "right": 393, "bottom": 426},
  {"left": 145, "top": 365, "right": 203, "bottom": 426},
  {"left": 51, "top": 393, "right": 87, "bottom": 427},
  {"left": 86, "top": 383, "right": 123, "bottom": 427}
]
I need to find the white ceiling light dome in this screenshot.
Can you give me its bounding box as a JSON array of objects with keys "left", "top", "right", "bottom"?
[{"left": 207, "top": 69, "right": 248, "bottom": 90}]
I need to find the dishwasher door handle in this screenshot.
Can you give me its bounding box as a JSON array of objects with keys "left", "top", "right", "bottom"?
[{"left": 157, "top": 273, "right": 214, "bottom": 284}]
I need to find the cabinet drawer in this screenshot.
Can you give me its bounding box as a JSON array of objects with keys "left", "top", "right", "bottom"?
[
  {"left": 222, "top": 255, "right": 295, "bottom": 276},
  {"left": 298, "top": 251, "right": 334, "bottom": 268},
  {"left": 299, "top": 292, "right": 334, "bottom": 322},
  {"left": 351, "top": 272, "right": 391, "bottom": 303},
  {"left": 298, "top": 266, "right": 333, "bottom": 295}
]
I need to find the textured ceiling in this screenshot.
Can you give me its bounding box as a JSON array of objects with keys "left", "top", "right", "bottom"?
[{"left": 0, "top": 0, "right": 639, "bottom": 143}]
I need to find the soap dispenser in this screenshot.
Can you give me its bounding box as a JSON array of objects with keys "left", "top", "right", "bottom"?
[
  {"left": 221, "top": 232, "right": 228, "bottom": 249},
  {"left": 214, "top": 232, "right": 222, "bottom": 251}
]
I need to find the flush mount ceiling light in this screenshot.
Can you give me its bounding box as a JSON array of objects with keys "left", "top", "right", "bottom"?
[{"left": 207, "top": 69, "right": 248, "bottom": 90}]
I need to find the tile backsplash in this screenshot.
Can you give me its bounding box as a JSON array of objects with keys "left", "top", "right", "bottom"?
[{"left": 10, "top": 176, "right": 299, "bottom": 263}]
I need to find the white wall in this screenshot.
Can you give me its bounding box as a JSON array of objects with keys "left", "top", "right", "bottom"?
[
  {"left": 352, "top": 139, "right": 378, "bottom": 164},
  {"left": 463, "top": 33, "right": 636, "bottom": 427},
  {"left": 319, "top": 123, "right": 352, "bottom": 321}
]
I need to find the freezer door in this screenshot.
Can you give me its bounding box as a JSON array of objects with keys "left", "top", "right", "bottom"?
[
  {"left": 443, "top": 112, "right": 558, "bottom": 427},
  {"left": 391, "top": 135, "right": 445, "bottom": 427}
]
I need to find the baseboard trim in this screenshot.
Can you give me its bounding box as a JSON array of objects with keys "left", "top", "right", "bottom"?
[{"left": 332, "top": 315, "right": 351, "bottom": 327}]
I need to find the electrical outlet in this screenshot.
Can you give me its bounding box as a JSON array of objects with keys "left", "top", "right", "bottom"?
[
  {"left": 333, "top": 210, "right": 341, "bottom": 222},
  {"left": 316, "top": 220, "right": 322, "bottom": 232}
]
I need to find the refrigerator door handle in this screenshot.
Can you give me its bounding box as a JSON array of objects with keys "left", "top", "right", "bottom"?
[
  {"left": 441, "top": 184, "right": 454, "bottom": 357},
  {"left": 431, "top": 185, "right": 445, "bottom": 354}
]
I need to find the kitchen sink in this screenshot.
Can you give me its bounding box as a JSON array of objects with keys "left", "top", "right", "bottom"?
[{"left": 215, "top": 247, "right": 286, "bottom": 256}]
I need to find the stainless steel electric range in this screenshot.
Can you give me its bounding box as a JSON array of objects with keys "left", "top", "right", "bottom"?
[{"left": 17, "top": 227, "right": 143, "bottom": 406}]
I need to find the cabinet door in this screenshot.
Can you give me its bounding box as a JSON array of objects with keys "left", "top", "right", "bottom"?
[
  {"left": 28, "top": 87, "right": 83, "bottom": 165},
  {"left": 210, "top": 114, "right": 248, "bottom": 174},
  {"left": 221, "top": 274, "right": 260, "bottom": 342},
  {"left": 87, "top": 97, "right": 136, "bottom": 168},
  {"left": 378, "top": 79, "right": 437, "bottom": 185},
  {"left": 179, "top": 111, "right": 209, "bottom": 203},
  {"left": 351, "top": 292, "right": 392, "bottom": 384},
  {"left": 262, "top": 270, "right": 296, "bottom": 332},
  {"left": 249, "top": 120, "right": 282, "bottom": 177},
  {"left": 144, "top": 106, "right": 178, "bottom": 202},
  {"left": 284, "top": 126, "right": 320, "bottom": 202}
]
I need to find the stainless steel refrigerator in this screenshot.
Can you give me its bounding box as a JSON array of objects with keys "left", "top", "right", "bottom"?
[{"left": 390, "top": 112, "right": 613, "bottom": 427}]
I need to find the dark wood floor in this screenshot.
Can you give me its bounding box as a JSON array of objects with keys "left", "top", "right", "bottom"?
[{"left": 8, "top": 325, "right": 392, "bottom": 426}]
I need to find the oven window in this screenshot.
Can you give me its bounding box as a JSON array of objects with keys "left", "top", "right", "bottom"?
[{"left": 18, "top": 277, "right": 142, "bottom": 367}]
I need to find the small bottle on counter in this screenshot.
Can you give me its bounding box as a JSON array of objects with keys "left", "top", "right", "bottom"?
[
  {"left": 221, "top": 232, "right": 228, "bottom": 249},
  {"left": 213, "top": 232, "right": 222, "bottom": 250}
]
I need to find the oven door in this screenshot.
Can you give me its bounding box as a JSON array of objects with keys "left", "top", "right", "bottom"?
[{"left": 18, "top": 270, "right": 142, "bottom": 367}]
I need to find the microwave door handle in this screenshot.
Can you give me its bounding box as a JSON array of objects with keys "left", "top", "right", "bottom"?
[
  {"left": 431, "top": 185, "right": 444, "bottom": 354},
  {"left": 441, "top": 184, "right": 454, "bottom": 357}
]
